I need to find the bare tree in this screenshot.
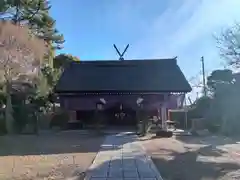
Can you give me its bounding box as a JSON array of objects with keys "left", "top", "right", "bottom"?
[
  {"left": 0, "top": 21, "right": 46, "bottom": 133},
  {"left": 217, "top": 23, "right": 240, "bottom": 68}
]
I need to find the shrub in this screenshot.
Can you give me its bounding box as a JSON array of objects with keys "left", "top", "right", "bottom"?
[
  {"left": 0, "top": 113, "right": 6, "bottom": 135},
  {"left": 207, "top": 123, "right": 221, "bottom": 133},
  {"left": 50, "top": 110, "right": 69, "bottom": 129},
  {"left": 13, "top": 104, "right": 30, "bottom": 133}
]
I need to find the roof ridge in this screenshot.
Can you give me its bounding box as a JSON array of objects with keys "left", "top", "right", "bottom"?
[{"left": 71, "top": 58, "right": 177, "bottom": 65}]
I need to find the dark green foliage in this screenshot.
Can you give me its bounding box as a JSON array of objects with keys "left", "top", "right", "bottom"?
[
  {"left": 34, "top": 12, "right": 64, "bottom": 49},
  {"left": 188, "top": 96, "right": 212, "bottom": 119},
  {"left": 0, "top": 91, "right": 6, "bottom": 106},
  {"left": 0, "top": 0, "right": 66, "bottom": 134},
  {"left": 0, "top": 82, "right": 5, "bottom": 105},
  {"left": 0, "top": 110, "right": 6, "bottom": 135},
  {"left": 50, "top": 110, "right": 69, "bottom": 129},
  {"left": 29, "top": 94, "right": 49, "bottom": 111},
  {"left": 41, "top": 65, "right": 55, "bottom": 86},
  {"left": 40, "top": 64, "right": 62, "bottom": 99},
  {"left": 10, "top": 93, "right": 30, "bottom": 133},
  {"left": 206, "top": 123, "right": 221, "bottom": 133},
  {"left": 53, "top": 54, "right": 80, "bottom": 69},
  {"left": 207, "top": 69, "right": 234, "bottom": 94},
  {"left": 11, "top": 93, "right": 44, "bottom": 134},
  {"left": 207, "top": 69, "right": 233, "bottom": 86},
  {"left": 8, "top": 85, "right": 50, "bottom": 133},
  {"left": 192, "top": 68, "right": 240, "bottom": 135},
  {"left": 47, "top": 92, "right": 56, "bottom": 103},
  {"left": 0, "top": 1, "right": 81, "bottom": 134},
  {"left": 1, "top": 0, "right": 51, "bottom": 22},
  {"left": 13, "top": 104, "right": 29, "bottom": 133},
  {"left": 1, "top": 0, "right": 64, "bottom": 53}
]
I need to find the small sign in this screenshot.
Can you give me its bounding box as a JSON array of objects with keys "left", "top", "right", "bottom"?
[
  {"left": 136, "top": 97, "right": 144, "bottom": 104},
  {"left": 99, "top": 98, "right": 106, "bottom": 104}
]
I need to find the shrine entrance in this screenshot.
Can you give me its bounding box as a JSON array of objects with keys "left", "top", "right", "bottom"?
[
  {"left": 63, "top": 93, "right": 172, "bottom": 129},
  {"left": 104, "top": 103, "right": 137, "bottom": 126},
  {"left": 76, "top": 102, "right": 137, "bottom": 127}
]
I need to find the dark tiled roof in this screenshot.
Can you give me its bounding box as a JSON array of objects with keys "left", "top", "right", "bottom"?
[
  {"left": 233, "top": 72, "right": 240, "bottom": 85},
  {"left": 55, "top": 58, "right": 192, "bottom": 93},
  {"left": 234, "top": 72, "right": 240, "bottom": 79}
]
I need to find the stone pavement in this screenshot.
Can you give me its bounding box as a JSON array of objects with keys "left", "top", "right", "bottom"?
[{"left": 85, "top": 132, "right": 163, "bottom": 180}]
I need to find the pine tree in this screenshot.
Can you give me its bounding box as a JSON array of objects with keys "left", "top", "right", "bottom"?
[
  {"left": 32, "top": 11, "right": 64, "bottom": 66},
  {"left": 1, "top": 0, "right": 64, "bottom": 52},
  {"left": 54, "top": 54, "right": 80, "bottom": 69},
  {"left": 1, "top": 0, "right": 64, "bottom": 92},
  {"left": 0, "top": 1, "right": 65, "bottom": 133},
  {"left": 0, "top": 21, "right": 46, "bottom": 133}
]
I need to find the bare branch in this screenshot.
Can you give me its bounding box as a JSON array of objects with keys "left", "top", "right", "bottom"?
[
  {"left": 0, "top": 21, "right": 47, "bottom": 81},
  {"left": 217, "top": 23, "right": 240, "bottom": 68}
]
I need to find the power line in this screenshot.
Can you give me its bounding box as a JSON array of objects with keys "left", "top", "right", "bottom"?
[{"left": 201, "top": 56, "right": 207, "bottom": 96}]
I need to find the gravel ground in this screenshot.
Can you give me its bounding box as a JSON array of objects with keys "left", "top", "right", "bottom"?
[
  {"left": 142, "top": 135, "right": 240, "bottom": 180},
  {"left": 0, "top": 131, "right": 105, "bottom": 180}
]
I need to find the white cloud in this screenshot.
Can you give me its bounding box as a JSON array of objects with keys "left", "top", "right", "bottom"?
[
  {"left": 126, "top": 0, "right": 240, "bottom": 100},
  {"left": 124, "top": 0, "right": 240, "bottom": 73},
  {"left": 169, "top": 0, "right": 240, "bottom": 50},
  {"left": 136, "top": 0, "right": 240, "bottom": 57},
  {"left": 107, "top": 0, "right": 240, "bottom": 81}
]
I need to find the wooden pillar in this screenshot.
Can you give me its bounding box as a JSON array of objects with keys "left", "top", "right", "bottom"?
[
  {"left": 161, "top": 106, "right": 167, "bottom": 130},
  {"left": 69, "top": 110, "right": 76, "bottom": 122},
  {"left": 161, "top": 94, "right": 168, "bottom": 130},
  {"left": 95, "top": 101, "right": 105, "bottom": 128},
  {"left": 157, "top": 109, "right": 161, "bottom": 123}
]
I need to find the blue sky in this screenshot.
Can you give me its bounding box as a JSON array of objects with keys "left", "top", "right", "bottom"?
[{"left": 50, "top": 0, "right": 240, "bottom": 100}]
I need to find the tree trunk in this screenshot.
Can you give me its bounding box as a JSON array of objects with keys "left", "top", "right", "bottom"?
[
  {"left": 34, "top": 112, "right": 39, "bottom": 135},
  {"left": 4, "top": 67, "right": 15, "bottom": 134},
  {"left": 5, "top": 92, "right": 14, "bottom": 134}
]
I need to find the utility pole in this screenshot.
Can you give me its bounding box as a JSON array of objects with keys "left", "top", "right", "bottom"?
[{"left": 201, "top": 56, "right": 207, "bottom": 96}]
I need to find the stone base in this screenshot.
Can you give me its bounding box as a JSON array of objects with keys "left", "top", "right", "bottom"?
[{"left": 155, "top": 130, "right": 173, "bottom": 138}]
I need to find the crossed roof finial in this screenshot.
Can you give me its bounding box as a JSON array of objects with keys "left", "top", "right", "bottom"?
[{"left": 113, "top": 44, "right": 129, "bottom": 61}]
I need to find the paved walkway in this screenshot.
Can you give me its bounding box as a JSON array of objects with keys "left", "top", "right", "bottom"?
[{"left": 85, "top": 132, "right": 163, "bottom": 180}]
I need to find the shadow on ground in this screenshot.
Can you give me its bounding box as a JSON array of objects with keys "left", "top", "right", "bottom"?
[
  {"left": 0, "top": 131, "right": 138, "bottom": 156},
  {"left": 0, "top": 131, "right": 141, "bottom": 180},
  {"left": 84, "top": 158, "right": 161, "bottom": 179},
  {"left": 151, "top": 145, "right": 240, "bottom": 180},
  {"left": 0, "top": 132, "right": 106, "bottom": 156},
  {"left": 175, "top": 134, "right": 240, "bottom": 147}
]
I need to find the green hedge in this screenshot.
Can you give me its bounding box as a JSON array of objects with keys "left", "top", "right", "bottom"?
[
  {"left": 50, "top": 110, "right": 69, "bottom": 129},
  {"left": 0, "top": 112, "right": 6, "bottom": 135},
  {"left": 13, "top": 104, "right": 30, "bottom": 133}
]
